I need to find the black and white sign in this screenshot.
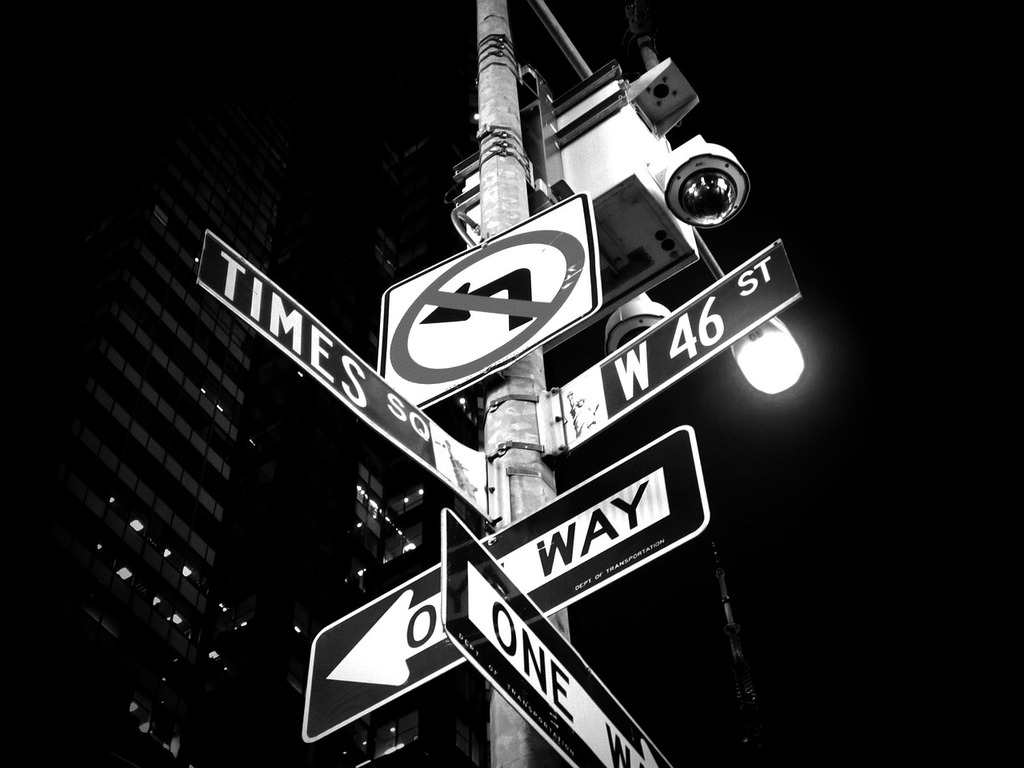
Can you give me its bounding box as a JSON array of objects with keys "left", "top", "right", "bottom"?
[
  {"left": 443, "top": 510, "right": 676, "bottom": 768},
  {"left": 302, "top": 427, "right": 708, "bottom": 742},
  {"left": 302, "top": 566, "right": 457, "bottom": 743},
  {"left": 486, "top": 425, "right": 708, "bottom": 611},
  {"left": 196, "top": 230, "right": 488, "bottom": 513},
  {"left": 561, "top": 240, "right": 801, "bottom": 449},
  {"left": 379, "top": 193, "right": 601, "bottom": 407}
]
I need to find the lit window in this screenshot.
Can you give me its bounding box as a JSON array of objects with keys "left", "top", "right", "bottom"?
[{"left": 375, "top": 710, "right": 418, "bottom": 758}]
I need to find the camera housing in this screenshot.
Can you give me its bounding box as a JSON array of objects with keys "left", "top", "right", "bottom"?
[
  {"left": 603, "top": 293, "right": 669, "bottom": 353},
  {"left": 656, "top": 135, "right": 750, "bottom": 227},
  {"left": 448, "top": 59, "right": 749, "bottom": 350}
]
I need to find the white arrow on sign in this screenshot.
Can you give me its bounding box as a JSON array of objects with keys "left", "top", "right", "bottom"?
[{"left": 326, "top": 590, "right": 443, "bottom": 686}]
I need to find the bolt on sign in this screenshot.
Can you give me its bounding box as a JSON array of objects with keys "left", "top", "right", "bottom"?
[{"left": 196, "top": 230, "right": 488, "bottom": 514}]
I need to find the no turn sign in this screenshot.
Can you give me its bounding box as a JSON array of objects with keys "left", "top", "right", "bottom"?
[{"left": 379, "top": 194, "right": 601, "bottom": 407}]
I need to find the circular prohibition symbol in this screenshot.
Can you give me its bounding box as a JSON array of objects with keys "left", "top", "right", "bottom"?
[{"left": 389, "top": 230, "right": 588, "bottom": 385}]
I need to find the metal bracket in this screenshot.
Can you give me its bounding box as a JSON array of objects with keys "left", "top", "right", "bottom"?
[
  {"left": 551, "top": 60, "right": 622, "bottom": 116},
  {"left": 482, "top": 384, "right": 567, "bottom": 459},
  {"left": 505, "top": 464, "right": 557, "bottom": 494},
  {"left": 554, "top": 88, "right": 629, "bottom": 148},
  {"left": 478, "top": 123, "right": 533, "bottom": 178},
  {"left": 538, "top": 387, "right": 569, "bottom": 457},
  {"left": 477, "top": 33, "right": 520, "bottom": 78},
  {"left": 486, "top": 392, "right": 539, "bottom": 413},
  {"left": 486, "top": 441, "right": 544, "bottom": 462}
]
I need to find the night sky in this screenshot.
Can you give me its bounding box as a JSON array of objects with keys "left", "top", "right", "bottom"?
[{"left": 26, "top": 2, "right": 936, "bottom": 764}]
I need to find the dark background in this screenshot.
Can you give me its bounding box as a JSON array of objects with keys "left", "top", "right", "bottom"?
[{"left": 23, "top": 1, "right": 950, "bottom": 764}]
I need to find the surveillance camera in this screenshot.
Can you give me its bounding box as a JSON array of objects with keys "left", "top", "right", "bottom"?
[
  {"left": 659, "top": 135, "right": 749, "bottom": 228},
  {"left": 604, "top": 293, "right": 669, "bottom": 353}
]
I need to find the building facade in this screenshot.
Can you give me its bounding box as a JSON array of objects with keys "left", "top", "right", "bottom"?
[{"left": 39, "top": 30, "right": 500, "bottom": 766}]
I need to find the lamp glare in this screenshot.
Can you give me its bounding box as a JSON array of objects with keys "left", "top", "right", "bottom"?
[{"left": 731, "top": 318, "right": 804, "bottom": 394}]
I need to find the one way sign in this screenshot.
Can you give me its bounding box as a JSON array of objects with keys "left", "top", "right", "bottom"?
[
  {"left": 378, "top": 193, "right": 601, "bottom": 407},
  {"left": 302, "top": 427, "right": 708, "bottom": 742}
]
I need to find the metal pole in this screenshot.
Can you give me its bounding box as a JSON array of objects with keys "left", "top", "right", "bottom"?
[
  {"left": 694, "top": 230, "right": 726, "bottom": 280},
  {"left": 525, "top": 0, "right": 593, "bottom": 79},
  {"left": 626, "top": 0, "right": 662, "bottom": 71},
  {"left": 476, "top": 1, "right": 568, "bottom": 766}
]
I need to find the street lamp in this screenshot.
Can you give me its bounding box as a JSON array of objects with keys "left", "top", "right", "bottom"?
[{"left": 731, "top": 316, "right": 804, "bottom": 394}]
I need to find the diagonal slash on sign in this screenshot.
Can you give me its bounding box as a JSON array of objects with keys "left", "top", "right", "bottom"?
[
  {"left": 421, "top": 291, "right": 549, "bottom": 319},
  {"left": 388, "top": 229, "right": 587, "bottom": 385}
]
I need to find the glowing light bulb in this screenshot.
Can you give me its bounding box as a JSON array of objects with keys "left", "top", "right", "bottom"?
[{"left": 731, "top": 317, "right": 804, "bottom": 394}]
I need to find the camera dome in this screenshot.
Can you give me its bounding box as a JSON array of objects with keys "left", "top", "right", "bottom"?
[
  {"left": 661, "top": 136, "right": 749, "bottom": 228},
  {"left": 676, "top": 170, "right": 739, "bottom": 227}
]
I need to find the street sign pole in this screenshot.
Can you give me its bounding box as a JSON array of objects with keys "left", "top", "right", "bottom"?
[{"left": 475, "top": 2, "right": 569, "bottom": 767}]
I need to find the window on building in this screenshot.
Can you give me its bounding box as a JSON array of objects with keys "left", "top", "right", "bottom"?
[
  {"left": 374, "top": 709, "right": 418, "bottom": 758},
  {"left": 130, "top": 693, "right": 153, "bottom": 734},
  {"left": 456, "top": 715, "right": 484, "bottom": 765}
]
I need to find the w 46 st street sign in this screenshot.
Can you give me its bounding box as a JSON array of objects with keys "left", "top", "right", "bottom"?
[
  {"left": 302, "top": 427, "right": 708, "bottom": 742},
  {"left": 560, "top": 240, "right": 801, "bottom": 449},
  {"left": 196, "top": 231, "right": 488, "bottom": 514}
]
